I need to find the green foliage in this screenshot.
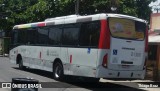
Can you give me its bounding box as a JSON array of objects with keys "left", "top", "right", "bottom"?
[{"left": 0, "top": 0, "right": 156, "bottom": 31}]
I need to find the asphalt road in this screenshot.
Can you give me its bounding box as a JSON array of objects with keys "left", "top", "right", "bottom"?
[{"left": 0, "top": 57, "right": 159, "bottom": 91}]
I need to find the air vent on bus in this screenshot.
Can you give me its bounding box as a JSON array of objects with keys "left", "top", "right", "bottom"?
[{"left": 45, "top": 15, "right": 80, "bottom": 21}]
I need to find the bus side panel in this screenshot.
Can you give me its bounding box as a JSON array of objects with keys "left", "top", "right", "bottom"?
[
  {"left": 65, "top": 48, "right": 98, "bottom": 77},
  {"left": 9, "top": 47, "right": 18, "bottom": 64},
  {"left": 10, "top": 46, "right": 31, "bottom": 67},
  {"left": 19, "top": 46, "right": 40, "bottom": 68},
  {"left": 96, "top": 49, "right": 109, "bottom": 77},
  {"left": 60, "top": 47, "right": 70, "bottom": 75},
  {"left": 10, "top": 46, "right": 60, "bottom": 72},
  {"left": 28, "top": 46, "right": 62, "bottom": 72},
  {"left": 41, "top": 47, "right": 61, "bottom": 72}
]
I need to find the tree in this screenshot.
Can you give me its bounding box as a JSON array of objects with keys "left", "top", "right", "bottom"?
[
  {"left": 0, "top": 0, "right": 157, "bottom": 31},
  {"left": 118, "top": 0, "right": 156, "bottom": 21}
]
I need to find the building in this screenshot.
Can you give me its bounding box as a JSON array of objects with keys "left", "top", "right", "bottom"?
[
  {"left": 150, "top": 13, "right": 160, "bottom": 31},
  {"left": 148, "top": 30, "right": 160, "bottom": 81}
]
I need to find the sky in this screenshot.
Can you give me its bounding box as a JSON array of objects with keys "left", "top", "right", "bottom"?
[{"left": 149, "top": 0, "right": 160, "bottom": 13}]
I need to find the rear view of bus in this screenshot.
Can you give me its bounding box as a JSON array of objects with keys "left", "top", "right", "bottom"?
[{"left": 97, "top": 14, "right": 147, "bottom": 79}]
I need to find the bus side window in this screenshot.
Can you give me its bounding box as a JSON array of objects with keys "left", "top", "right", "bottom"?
[
  {"left": 37, "top": 27, "right": 49, "bottom": 45},
  {"left": 27, "top": 28, "right": 37, "bottom": 45},
  {"left": 11, "top": 30, "right": 18, "bottom": 45},
  {"left": 49, "top": 26, "right": 62, "bottom": 46},
  {"left": 79, "top": 21, "right": 100, "bottom": 47},
  {"left": 17, "top": 29, "right": 27, "bottom": 44},
  {"left": 62, "top": 24, "right": 80, "bottom": 46}
]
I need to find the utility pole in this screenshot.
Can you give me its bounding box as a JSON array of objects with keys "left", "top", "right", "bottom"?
[
  {"left": 111, "top": 0, "right": 119, "bottom": 13},
  {"left": 153, "top": 4, "right": 160, "bottom": 13},
  {"left": 75, "top": 0, "right": 79, "bottom": 15}
]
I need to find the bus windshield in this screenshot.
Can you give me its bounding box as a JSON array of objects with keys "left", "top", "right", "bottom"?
[{"left": 109, "top": 17, "right": 146, "bottom": 40}]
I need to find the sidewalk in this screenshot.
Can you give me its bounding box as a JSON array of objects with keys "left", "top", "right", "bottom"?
[
  {"left": 0, "top": 54, "right": 9, "bottom": 57},
  {"left": 100, "top": 79, "right": 160, "bottom": 91}
]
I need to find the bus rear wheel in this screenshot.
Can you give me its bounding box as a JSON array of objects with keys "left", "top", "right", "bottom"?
[{"left": 53, "top": 62, "right": 64, "bottom": 81}]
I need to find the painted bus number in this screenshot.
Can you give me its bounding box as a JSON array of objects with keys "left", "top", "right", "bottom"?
[{"left": 131, "top": 52, "right": 141, "bottom": 57}]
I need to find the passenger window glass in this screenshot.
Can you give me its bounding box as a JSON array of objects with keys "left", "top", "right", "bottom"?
[
  {"left": 17, "top": 29, "right": 27, "bottom": 44},
  {"left": 37, "top": 27, "right": 49, "bottom": 44},
  {"left": 27, "top": 28, "right": 37, "bottom": 44},
  {"left": 79, "top": 21, "right": 100, "bottom": 47},
  {"left": 49, "top": 26, "right": 62, "bottom": 45},
  {"left": 62, "top": 24, "right": 80, "bottom": 46},
  {"left": 12, "top": 30, "right": 17, "bottom": 44}
]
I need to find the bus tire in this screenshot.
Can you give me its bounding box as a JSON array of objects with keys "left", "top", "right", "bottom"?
[
  {"left": 53, "top": 61, "right": 64, "bottom": 81},
  {"left": 18, "top": 58, "right": 25, "bottom": 70}
]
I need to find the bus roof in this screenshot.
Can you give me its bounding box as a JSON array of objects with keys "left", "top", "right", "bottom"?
[{"left": 13, "top": 13, "right": 147, "bottom": 30}]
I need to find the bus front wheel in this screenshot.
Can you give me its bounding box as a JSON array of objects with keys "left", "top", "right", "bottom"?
[
  {"left": 53, "top": 62, "right": 64, "bottom": 81},
  {"left": 18, "top": 58, "right": 25, "bottom": 70}
]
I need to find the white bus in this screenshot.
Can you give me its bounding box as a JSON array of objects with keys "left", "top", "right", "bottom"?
[{"left": 9, "top": 13, "right": 148, "bottom": 82}]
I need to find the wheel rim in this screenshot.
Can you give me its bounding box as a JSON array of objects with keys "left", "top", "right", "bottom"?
[{"left": 55, "top": 63, "right": 63, "bottom": 78}]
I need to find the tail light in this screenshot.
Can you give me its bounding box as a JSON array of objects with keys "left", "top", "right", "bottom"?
[{"left": 102, "top": 54, "right": 108, "bottom": 68}]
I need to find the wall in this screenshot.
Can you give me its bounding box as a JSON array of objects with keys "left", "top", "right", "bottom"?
[{"left": 150, "top": 13, "right": 160, "bottom": 31}]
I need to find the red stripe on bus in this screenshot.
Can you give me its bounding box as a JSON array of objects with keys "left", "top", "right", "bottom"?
[
  {"left": 38, "top": 23, "right": 45, "bottom": 27},
  {"left": 70, "top": 55, "right": 72, "bottom": 64},
  {"left": 99, "top": 20, "right": 110, "bottom": 49}
]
